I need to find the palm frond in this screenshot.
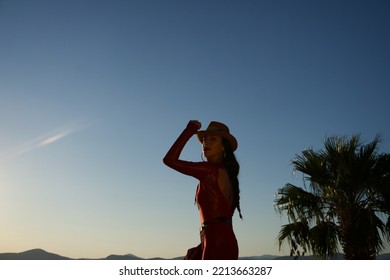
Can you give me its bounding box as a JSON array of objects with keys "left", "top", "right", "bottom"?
[
  {"left": 309, "top": 221, "right": 340, "bottom": 259},
  {"left": 277, "top": 222, "right": 310, "bottom": 258},
  {"left": 274, "top": 183, "right": 323, "bottom": 223}
]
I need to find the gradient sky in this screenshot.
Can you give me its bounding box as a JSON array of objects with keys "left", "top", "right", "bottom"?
[{"left": 0, "top": 0, "right": 389, "bottom": 259}]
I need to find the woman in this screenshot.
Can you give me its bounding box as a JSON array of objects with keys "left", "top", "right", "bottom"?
[{"left": 163, "top": 120, "right": 242, "bottom": 260}]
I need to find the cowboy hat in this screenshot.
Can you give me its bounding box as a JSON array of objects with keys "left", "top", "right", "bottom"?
[{"left": 196, "top": 121, "right": 238, "bottom": 151}]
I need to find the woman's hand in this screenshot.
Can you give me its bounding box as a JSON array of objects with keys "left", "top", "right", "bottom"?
[{"left": 188, "top": 120, "right": 201, "bottom": 130}]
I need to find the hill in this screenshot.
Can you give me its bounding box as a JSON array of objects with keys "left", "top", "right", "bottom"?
[
  {"left": 0, "top": 249, "right": 389, "bottom": 260},
  {"left": 0, "top": 249, "right": 70, "bottom": 260}
]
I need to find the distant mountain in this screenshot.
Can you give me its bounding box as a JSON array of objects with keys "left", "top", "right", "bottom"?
[
  {"left": 0, "top": 249, "right": 389, "bottom": 260},
  {"left": 0, "top": 249, "right": 70, "bottom": 260},
  {"left": 103, "top": 253, "right": 143, "bottom": 260},
  {"left": 272, "top": 253, "right": 344, "bottom": 260},
  {"left": 239, "top": 255, "right": 280, "bottom": 260}
]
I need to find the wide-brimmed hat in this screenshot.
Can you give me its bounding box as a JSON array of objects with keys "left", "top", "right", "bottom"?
[{"left": 196, "top": 121, "right": 238, "bottom": 151}]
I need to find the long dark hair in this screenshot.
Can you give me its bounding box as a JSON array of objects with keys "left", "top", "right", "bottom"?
[{"left": 222, "top": 138, "right": 243, "bottom": 219}]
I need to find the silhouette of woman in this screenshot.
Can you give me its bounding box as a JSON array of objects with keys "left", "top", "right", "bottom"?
[{"left": 163, "top": 120, "right": 242, "bottom": 260}]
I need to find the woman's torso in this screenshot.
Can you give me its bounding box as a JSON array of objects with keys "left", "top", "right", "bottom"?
[{"left": 196, "top": 163, "right": 234, "bottom": 223}]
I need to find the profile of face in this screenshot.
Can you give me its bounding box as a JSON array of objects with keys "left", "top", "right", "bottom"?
[{"left": 202, "top": 135, "right": 225, "bottom": 163}]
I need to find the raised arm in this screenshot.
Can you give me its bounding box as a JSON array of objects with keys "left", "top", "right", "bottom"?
[{"left": 163, "top": 120, "right": 208, "bottom": 178}]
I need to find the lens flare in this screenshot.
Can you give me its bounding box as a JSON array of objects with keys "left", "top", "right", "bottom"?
[
  {"left": 38, "top": 131, "right": 69, "bottom": 147},
  {"left": 0, "top": 117, "right": 97, "bottom": 161}
]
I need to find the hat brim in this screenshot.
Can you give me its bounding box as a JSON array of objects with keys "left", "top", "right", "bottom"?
[{"left": 196, "top": 131, "right": 238, "bottom": 151}]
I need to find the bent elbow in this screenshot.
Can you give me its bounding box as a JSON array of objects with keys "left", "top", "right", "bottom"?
[{"left": 163, "top": 155, "right": 172, "bottom": 167}]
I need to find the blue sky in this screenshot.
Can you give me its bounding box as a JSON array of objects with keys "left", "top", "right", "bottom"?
[{"left": 0, "top": 0, "right": 389, "bottom": 259}]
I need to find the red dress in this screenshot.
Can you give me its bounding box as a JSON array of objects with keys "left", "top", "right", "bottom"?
[{"left": 163, "top": 122, "right": 239, "bottom": 260}]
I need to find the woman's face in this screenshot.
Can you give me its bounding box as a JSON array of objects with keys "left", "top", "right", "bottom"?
[{"left": 202, "top": 135, "right": 225, "bottom": 162}]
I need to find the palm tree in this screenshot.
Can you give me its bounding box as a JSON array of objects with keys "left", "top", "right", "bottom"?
[{"left": 274, "top": 134, "right": 390, "bottom": 259}]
